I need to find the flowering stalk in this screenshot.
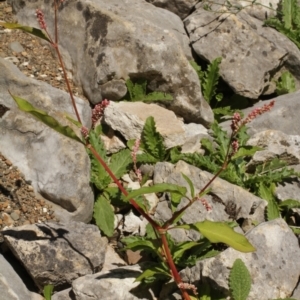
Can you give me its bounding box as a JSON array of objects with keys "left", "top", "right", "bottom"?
[{"left": 36, "top": 5, "right": 82, "bottom": 124}]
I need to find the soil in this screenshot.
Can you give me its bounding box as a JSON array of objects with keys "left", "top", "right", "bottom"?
[{"left": 0, "top": 1, "right": 88, "bottom": 238}]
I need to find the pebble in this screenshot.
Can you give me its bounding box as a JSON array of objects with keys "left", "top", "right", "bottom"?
[
  {"left": 4, "top": 56, "right": 19, "bottom": 64},
  {"left": 9, "top": 41, "right": 24, "bottom": 53}
]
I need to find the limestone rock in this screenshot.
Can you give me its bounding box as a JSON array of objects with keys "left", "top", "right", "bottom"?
[
  {"left": 220, "top": 93, "right": 300, "bottom": 137},
  {"left": 2, "top": 222, "right": 108, "bottom": 291},
  {"left": 185, "top": 1, "right": 293, "bottom": 99},
  {"left": 0, "top": 58, "right": 93, "bottom": 223},
  {"left": 0, "top": 253, "right": 43, "bottom": 300},
  {"left": 146, "top": 0, "right": 198, "bottom": 19},
  {"left": 104, "top": 101, "right": 208, "bottom": 148},
  {"left": 199, "top": 219, "right": 300, "bottom": 299},
  {"left": 153, "top": 161, "right": 267, "bottom": 241},
  {"left": 10, "top": 0, "right": 213, "bottom": 125}
]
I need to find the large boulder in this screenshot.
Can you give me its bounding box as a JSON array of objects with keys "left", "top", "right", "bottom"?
[
  {"left": 185, "top": 0, "right": 300, "bottom": 98},
  {"left": 0, "top": 58, "right": 93, "bottom": 223},
  {"left": 9, "top": 0, "right": 213, "bottom": 126}
]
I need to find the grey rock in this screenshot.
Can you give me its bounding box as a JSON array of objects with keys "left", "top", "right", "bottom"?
[
  {"left": 0, "top": 253, "right": 43, "bottom": 300},
  {"left": 185, "top": 1, "right": 290, "bottom": 99},
  {"left": 104, "top": 101, "right": 208, "bottom": 148},
  {"left": 99, "top": 79, "right": 127, "bottom": 100},
  {"left": 220, "top": 92, "right": 300, "bottom": 137},
  {"left": 246, "top": 130, "right": 300, "bottom": 169},
  {"left": 2, "top": 222, "right": 108, "bottom": 291},
  {"left": 71, "top": 265, "right": 153, "bottom": 300},
  {"left": 199, "top": 219, "right": 300, "bottom": 299},
  {"left": 146, "top": 0, "right": 198, "bottom": 19},
  {"left": 0, "top": 58, "right": 93, "bottom": 223},
  {"left": 11, "top": 0, "right": 213, "bottom": 125},
  {"left": 154, "top": 161, "right": 267, "bottom": 230},
  {"left": 9, "top": 41, "right": 24, "bottom": 53}
]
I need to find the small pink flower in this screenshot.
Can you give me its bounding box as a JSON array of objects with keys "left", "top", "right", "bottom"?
[
  {"left": 81, "top": 126, "right": 89, "bottom": 139},
  {"left": 178, "top": 282, "right": 198, "bottom": 296},
  {"left": 230, "top": 112, "right": 241, "bottom": 133},
  {"left": 36, "top": 9, "right": 47, "bottom": 30},
  {"left": 231, "top": 139, "right": 239, "bottom": 155},
  {"left": 242, "top": 100, "right": 275, "bottom": 126},
  {"left": 92, "top": 99, "right": 110, "bottom": 127},
  {"left": 196, "top": 197, "right": 212, "bottom": 211}
]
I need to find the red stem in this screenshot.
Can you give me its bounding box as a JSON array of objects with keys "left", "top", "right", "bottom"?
[{"left": 160, "top": 234, "right": 191, "bottom": 300}]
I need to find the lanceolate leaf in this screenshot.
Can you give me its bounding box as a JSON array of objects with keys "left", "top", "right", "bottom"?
[
  {"left": 202, "top": 57, "right": 222, "bottom": 103},
  {"left": 124, "top": 183, "right": 187, "bottom": 202},
  {"left": 88, "top": 131, "right": 111, "bottom": 190},
  {"left": 181, "top": 173, "right": 195, "bottom": 198},
  {"left": 179, "top": 220, "right": 256, "bottom": 252},
  {"left": 279, "top": 199, "right": 300, "bottom": 210},
  {"left": 141, "top": 116, "right": 166, "bottom": 160},
  {"left": 0, "top": 22, "right": 51, "bottom": 42},
  {"left": 109, "top": 149, "right": 132, "bottom": 179},
  {"left": 12, "top": 95, "right": 83, "bottom": 144},
  {"left": 43, "top": 284, "right": 54, "bottom": 300},
  {"left": 258, "top": 182, "right": 280, "bottom": 220},
  {"left": 229, "top": 259, "right": 251, "bottom": 300},
  {"left": 93, "top": 195, "right": 115, "bottom": 237},
  {"left": 135, "top": 264, "right": 171, "bottom": 283}
]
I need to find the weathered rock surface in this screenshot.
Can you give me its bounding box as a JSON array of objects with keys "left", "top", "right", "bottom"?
[
  {"left": 52, "top": 264, "right": 153, "bottom": 300},
  {"left": 185, "top": 0, "right": 300, "bottom": 98},
  {"left": 153, "top": 161, "right": 267, "bottom": 241},
  {"left": 104, "top": 101, "right": 208, "bottom": 148},
  {"left": 2, "top": 222, "right": 108, "bottom": 291},
  {"left": 246, "top": 130, "right": 300, "bottom": 169},
  {"left": 10, "top": 0, "right": 213, "bottom": 125},
  {"left": 0, "top": 253, "right": 43, "bottom": 300},
  {"left": 221, "top": 92, "right": 300, "bottom": 137},
  {"left": 146, "top": 0, "right": 198, "bottom": 19},
  {"left": 0, "top": 58, "right": 93, "bottom": 223},
  {"left": 197, "top": 218, "right": 300, "bottom": 299}
]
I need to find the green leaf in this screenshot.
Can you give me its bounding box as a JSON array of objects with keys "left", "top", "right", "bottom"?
[
  {"left": 232, "top": 146, "right": 261, "bottom": 160},
  {"left": 141, "top": 116, "right": 166, "bottom": 161},
  {"left": 103, "top": 187, "right": 129, "bottom": 207},
  {"left": 93, "top": 195, "right": 115, "bottom": 237},
  {"left": 172, "top": 241, "right": 199, "bottom": 261},
  {"left": 0, "top": 22, "right": 51, "bottom": 43},
  {"left": 258, "top": 182, "right": 280, "bottom": 220},
  {"left": 190, "top": 60, "right": 204, "bottom": 81},
  {"left": 276, "top": 71, "right": 296, "bottom": 95},
  {"left": 181, "top": 220, "right": 256, "bottom": 252},
  {"left": 12, "top": 95, "right": 83, "bottom": 144},
  {"left": 202, "top": 57, "right": 222, "bottom": 103},
  {"left": 43, "top": 284, "right": 54, "bottom": 300},
  {"left": 181, "top": 173, "right": 195, "bottom": 198},
  {"left": 211, "top": 121, "right": 230, "bottom": 160},
  {"left": 124, "top": 183, "right": 187, "bottom": 202},
  {"left": 88, "top": 131, "right": 111, "bottom": 190},
  {"left": 279, "top": 199, "right": 300, "bottom": 210},
  {"left": 123, "top": 78, "right": 173, "bottom": 102},
  {"left": 135, "top": 265, "right": 171, "bottom": 283},
  {"left": 229, "top": 259, "right": 251, "bottom": 300},
  {"left": 109, "top": 149, "right": 132, "bottom": 179},
  {"left": 201, "top": 138, "right": 214, "bottom": 155},
  {"left": 282, "top": 0, "right": 293, "bottom": 29}
]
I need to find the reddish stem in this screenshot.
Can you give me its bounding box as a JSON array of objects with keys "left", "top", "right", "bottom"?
[{"left": 160, "top": 234, "right": 191, "bottom": 300}]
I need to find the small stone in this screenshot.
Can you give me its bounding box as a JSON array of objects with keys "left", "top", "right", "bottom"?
[
  {"left": 9, "top": 41, "right": 24, "bottom": 53},
  {"left": 2, "top": 213, "right": 14, "bottom": 226},
  {"left": 10, "top": 211, "right": 20, "bottom": 221},
  {"left": 4, "top": 56, "right": 19, "bottom": 64}
]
